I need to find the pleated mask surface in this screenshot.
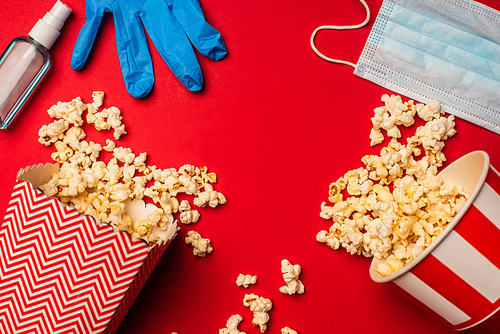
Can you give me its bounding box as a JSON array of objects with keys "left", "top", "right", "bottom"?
[{"left": 311, "top": 0, "right": 500, "bottom": 134}]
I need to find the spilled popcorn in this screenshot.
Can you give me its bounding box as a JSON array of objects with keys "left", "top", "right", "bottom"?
[
  {"left": 37, "top": 92, "right": 226, "bottom": 247},
  {"left": 243, "top": 294, "right": 273, "bottom": 333},
  {"left": 281, "top": 327, "right": 298, "bottom": 334},
  {"left": 219, "top": 314, "right": 246, "bottom": 334},
  {"left": 185, "top": 230, "right": 214, "bottom": 257},
  {"left": 279, "top": 259, "right": 304, "bottom": 295},
  {"left": 317, "top": 94, "right": 469, "bottom": 276},
  {"left": 236, "top": 274, "right": 258, "bottom": 288}
]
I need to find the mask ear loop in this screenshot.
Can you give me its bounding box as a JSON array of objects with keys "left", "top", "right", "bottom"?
[{"left": 310, "top": 0, "right": 370, "bottom": 68}]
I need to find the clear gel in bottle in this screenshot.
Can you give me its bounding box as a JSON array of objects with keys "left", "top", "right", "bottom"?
[{"left": 0, "top": 1, "right": 72, "bottom": 129}]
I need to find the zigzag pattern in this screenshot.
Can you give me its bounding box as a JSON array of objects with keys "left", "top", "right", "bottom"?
[{"left": 0, "top": 180, "right": 149, "bottom": 334}]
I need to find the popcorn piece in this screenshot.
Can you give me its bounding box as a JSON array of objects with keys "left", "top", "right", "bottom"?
[
  {"left": 201, "top": 167, "right": 218, "bottom": 184},
  {"left": 179, "top": 200, "right": 191, "bottom": 212},
  {"left": 80, "top": 140, "right": 102, "bottom": 163},
  {"left": 416, "top": 99, "right": 443, "bottom": 121},
  {"left": 103, "top": 139, "right": 116, "bottom": 152},
  {"left": 370, "top": 128, "right": 384, "bottom": 146},
  {"left": 185, "top": 230, "right": 213, "bottom": 257},
  {"left": 105, "top": 107, "right": 123, "bottom": 128},
  {"left": 38, "top": 119, "right": 69, "bottom": 146},
  {"left": 134, "top": 152, "right": 148, "bottom": 172},
  {"left": 113, "top": 124, "right": 127, "bottom": 140},
  {"left": 178, "top": 200, "right": 200, "bottom": 224},
  {"left": 316, "top": 225, "right": 341, "bottom": 250},
  {"left": 159, "top": 194, "right": 180, "bottom": 215},
  {"left": 376, "top": 254, "right": 404, "bottom": 277},
  {"left": 243, "top": 294, "right": 272, "bottom": 333},
  {"left": 63, "top": 126, "right": 86, "bottom": 150},
  {"left": 37, "top": 92, "right": 225, "bottom": 248},
  {"left": 236, "top": 274, "right": 258, "bottom": 288},
  {"left": 51, "top": 141, "right": 74, "bottom": 163},
  {"left": 131, "top": 217, "right": 152, "bottom": 239},
  {"left": 319, "top": 95, "right": 469, "bottom": 276},
  {"left": 86, "top": 98, "right": 127, "bottom": 139},
  {"left": 47, "top": 96, "right": 86, "bottom": 126},
  {"left": 193, "top": 184, "right": 227, "bottom": 208},
  {"left": 114, "top": 146, "right": 135, "bottom": 164},
  {"left": 179, "top": 210, "right": 201, "bottom": 224},
  {"left": 279, "top": 259, "right": 305, "bottom": 295},
  {"left": 370, "top": 94, "right": 420, "bottom": 147},
  {"left": 87, "top": 91, "right": 104, "bottom": 113},
  {"left": 219, "top": 314, "right": 246, "bottom": 334},
  {"left": 281, "top": 327, "right": 298, "bottom": 334},
  {"left": 327, "top": 179, "right": 345, "bottom": 204},
  {"left": 38, "top": 174, "right": 59, "bottom": 198},
  {"left": 109, "top": 183, "right": 131, "bottom": 201}
]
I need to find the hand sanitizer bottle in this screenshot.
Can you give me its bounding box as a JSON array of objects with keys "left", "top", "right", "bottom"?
[{"left": 0, "top": 1, "right": 72, "bottom": 129}]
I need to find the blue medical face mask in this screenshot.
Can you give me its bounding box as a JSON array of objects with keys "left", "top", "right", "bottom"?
[{"left": 310, "top": 0, "right": 500, "bottom": 135}]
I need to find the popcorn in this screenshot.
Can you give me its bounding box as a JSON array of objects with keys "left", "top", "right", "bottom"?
[
  {"left": 369, "top": 94, "right": 418, "bottom": 146},
  {"left": 219, "top": 314, "right": 246, "bottom": 334},
  {"left": 185, "top": 230, "right": 213, "bottom": 257},
  {"left": 64, "top": 127, "right": 87, "bottom": 151},
  {"left": 47, "top": 96, "right": 86, "bottom": 126},
  {"left": 133, "top": 152, "right": 148, "bottom": 172},
  {"left": 37, "top": 92, "right": 226, "bottom": 247},
  {"left": 86, "top": 98, "right": 127, "bottom": 140},
  {"left": 79, "top": 140, "right": 103, "bottom": 163},
  {"left": 132, "top": 219, "right": 153, "bottom": 240},
  {"left": 178, "top": 200, "right": 201, "bottom": 224},
  {"left": 375, "top": 254, "right": 405, "bottom": 276},
  {"left": 281, "top": 327, "right": 298, "bottom": 334},
  {"left": 416, "top": 99, "right": 443, "bottom": 121},
  {"left": 103, "top": 139, "right": 115, "bottom": 152},
  {"left": 179, "top": 199, "right": 191, "bottom": 212},
  {"left": 113, "top": 124, "right": 127, "bottom": 140},
  {"left": 369, "top": 128, "right": 385, "bottom": 146},
  {"left": 318, "top": 95, "right": 469, "bottom": 276},
  {"left": 105, "top": 107, "right": 123, "bottom": 129},
  {"left": 236, "top": 274, "right": 258, "bottom": 288},
  {"left": 279, "top": 259, "right": 305, "bottom": 295},
  {"left": 159, "top": 194, "right": 180, "bottom": 215},
  {"left": 194, "top": 184, "right": 227, "bottom": 208},
  {"left": 108, "top": 183, "right": 131, "bottom": 202},
  {"left": 316, "top": 225, "right": 341, "bottom": 250},
  {"left": 113, "top": 146, "right": 135, "bottom": 164},
  {"left": 51, "top": 141, "right": 74, "bottom": 163},
  {"left": 243, "top": 294, "right": 272, "bottom": 333},
  {"left": 179, "top": 209, "right": 201, "bottom": 224},
  {"left": 89, "top": 91, "right": 104, "bottom": 110},
  {"left": 38, "top": 119, "right": 69, "bottom": 146}
]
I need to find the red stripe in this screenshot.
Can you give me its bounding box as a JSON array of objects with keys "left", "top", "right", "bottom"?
[
  {"left": 411, "top": 254, "right": 495, "bottom": 328},
  {"left": 388, "top": 281, "right": 454, "bottom": 328},
  {"left": 453, "top": 205, "right": 500, "bottom": 269},
  {"left": 487, "top": 166, "right": 500, "bottom": 196}
]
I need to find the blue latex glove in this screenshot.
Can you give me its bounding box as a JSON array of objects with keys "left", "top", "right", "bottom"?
[{"left": 71, "top": 0, "right": 227, "bottom": 98}]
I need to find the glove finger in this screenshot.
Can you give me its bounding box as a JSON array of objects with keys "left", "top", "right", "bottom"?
[
  {"left": 169, "top": 0, "right": 227, "bottom": 61},
  {"left": 113, "top": 11, "right": 154, "bottom": 98},
  {"left": 71, "top": 7, "right": 104, "bottom": 70},
  {"left": 141, "top": 4, "right": 203, "bottom": 91}
]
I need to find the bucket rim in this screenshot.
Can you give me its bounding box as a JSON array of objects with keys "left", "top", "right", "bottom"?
[{"left": 369, "top": 150, "right": 491, "bottom": 283}]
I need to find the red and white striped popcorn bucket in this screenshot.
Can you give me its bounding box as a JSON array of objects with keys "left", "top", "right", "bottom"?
[
  {"left": 0, "top": 164, "right": 178, "bottom": 334},
  {"left": 370, "top": 151, "right": 500, "bottom": 333}
]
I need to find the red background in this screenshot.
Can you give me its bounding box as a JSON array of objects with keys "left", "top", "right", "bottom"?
[{"left": 0, "top": 0, "right": 499, "bottom": 333}]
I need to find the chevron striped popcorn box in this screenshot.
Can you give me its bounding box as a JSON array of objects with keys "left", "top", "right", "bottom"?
[
  {"left": 0, "top": 163, "right": 178, "bottom": 334},
  {"left": 370, "top": 151, "right": 500, "bottom": 333}
]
